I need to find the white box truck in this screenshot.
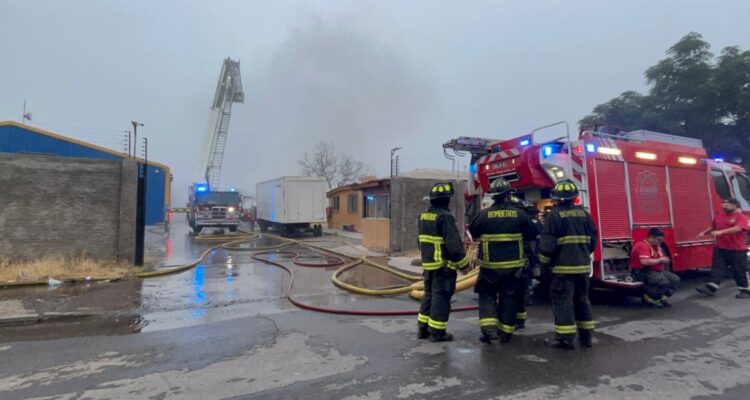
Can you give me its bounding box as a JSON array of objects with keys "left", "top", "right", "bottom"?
[{"left": 256, "top": 176, "right": 328, "bottom": 236}]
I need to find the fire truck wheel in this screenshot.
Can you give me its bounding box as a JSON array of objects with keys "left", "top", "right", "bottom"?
[
  {"left": 229, "top": 226, "right": 238, "bottom": 233},
  {"left": 193, "top": 225, "right": 203, "bottom": 235}
]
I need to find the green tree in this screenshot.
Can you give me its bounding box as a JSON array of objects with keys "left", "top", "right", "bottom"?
[{"left": 580, "top": 32, "right": 750, "bottom": 164}]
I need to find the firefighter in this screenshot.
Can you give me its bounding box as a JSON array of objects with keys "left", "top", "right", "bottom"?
[
  {"left": 696, "top": 198, "right": 750, "bottom": 299},
  {"left": 469, "top": 179, "right": 537, "bottom": 344},
  {"left": 539, "top": 179, "right": 598, "bottom": 349},
  {"left": 630, "top": 227, "right": 680, "bottom": 307},
  {"left": 417, "top": 182, "right": 470, "bottom": 342}
]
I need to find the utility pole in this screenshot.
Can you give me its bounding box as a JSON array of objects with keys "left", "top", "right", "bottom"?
[
  {"left": 390, "top": 147, "right": 402, "bottom": 178},
  {"left": 132, "top": 121, "right": 145, "bottom": 266},
  {"left": 131, "top": 121, "right": 143, "bottom": 158},
  {"left": 124, "top": 130, "right": 132, "bottom": 157},
  {"left": 22, "top": 100, "right": 32, "bottom": 125}
]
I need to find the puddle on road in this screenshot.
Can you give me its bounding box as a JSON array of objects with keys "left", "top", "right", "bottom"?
[{"left": 0, "top": 222, "right": 421, "bottom": 340}]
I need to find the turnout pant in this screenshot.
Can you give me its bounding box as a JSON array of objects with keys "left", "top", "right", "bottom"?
[
  {"left": 418, "top": 268, "right": 457, "bottom": 334},
  {"left": 514, "top": 276, "right": 529, "bottom": 324},
  {"left": 475, "top": 268, "right": 520, "bottom": 335},
  {"left": 635, "top": 270, "right": 680, "bottom": 302},
  {"left": 550, "top": 274, "right": 594, "bottom": 341},
  {"left": 708, "top": 248, "right": 750, "bottom": 292}
]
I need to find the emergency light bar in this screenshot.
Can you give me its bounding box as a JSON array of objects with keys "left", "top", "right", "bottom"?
[
  {"left": 196, "top": 184, "right": 209, "bottom": 192},
  {"left": 635, "top": 151, "right": 657, "bottom": 160}
]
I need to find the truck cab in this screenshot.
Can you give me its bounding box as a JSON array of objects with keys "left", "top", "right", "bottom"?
[{"left": 188, "top": 183, "right": 242, "bottom": 234}]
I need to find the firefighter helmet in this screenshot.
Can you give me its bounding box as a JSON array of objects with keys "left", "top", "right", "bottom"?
[
  {"left": 488, "top": 178, "right": 513, "bottom": 196},
  {"left": 551, "top": 179, "right": 579, "bottom": 200},
  {"left": 429, "top": 182, "right": 455, "bottom": 200}
]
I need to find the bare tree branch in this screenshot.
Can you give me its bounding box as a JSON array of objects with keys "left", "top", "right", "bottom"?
[{"left": 299, "top": 141, "right": 370, "bottom": 190}]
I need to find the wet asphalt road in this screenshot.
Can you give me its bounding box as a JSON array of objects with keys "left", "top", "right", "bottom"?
[{"left": 1, "top": 222, "right": 749, "bottom": 399}]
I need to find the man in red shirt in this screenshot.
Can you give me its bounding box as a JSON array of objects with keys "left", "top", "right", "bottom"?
[
  {"left": 696, "top": 198, "right": 750, "bottom": 299},
  {"left": 630, "top": 228, "right": 680, "bottom": 307}
]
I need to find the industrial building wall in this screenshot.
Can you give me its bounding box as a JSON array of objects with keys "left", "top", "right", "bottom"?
[
  {"left": 389, "top": 177, "right": 467, "bottom": 254},
  {"left": 0, "top": 153, "right": 138, "bottom": 262},
  {"left": 0, "top": 122, "right": 169, "bottom": 224}
]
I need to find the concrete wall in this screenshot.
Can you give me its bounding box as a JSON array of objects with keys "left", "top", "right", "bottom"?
[
  {"left": 0, "top": 153, "right": 137, "bottom": 262},
  {"left": 389, "top": 177, "right": 467, "bottom": 254},
  {"left": 362, "top": 218, "right": 390, "bottom": 252},
  {"left": 327, "top": 189, "right": 363, "bottom": 231}
]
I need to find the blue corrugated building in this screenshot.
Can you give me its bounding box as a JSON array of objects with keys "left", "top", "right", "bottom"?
[{"left": 0, "top": 121, "right": 171, "bottom": 224}]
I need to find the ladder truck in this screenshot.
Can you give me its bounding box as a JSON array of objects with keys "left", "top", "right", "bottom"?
[{"left": 188, "top": 58, "right": 245, "bottom": 234}]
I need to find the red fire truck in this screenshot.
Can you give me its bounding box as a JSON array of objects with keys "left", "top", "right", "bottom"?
[{"left": 460, "top": 129, "right": 750, "bottom": 289}]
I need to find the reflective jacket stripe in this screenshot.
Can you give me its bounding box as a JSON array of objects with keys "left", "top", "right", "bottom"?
[
  {"left": 480, "top": 233, "right": 524, "bottom": 267},
  {"left": 539, "top": 254, "right": 551, "bottom": 264},
  {"left": 447, "top": 254, "right": 469, "bottom": 270},
  {"left": 478, "top": 259, "right": 526, "bottom": 269},
  {"left": 557, "top": 235, "right": 592, "bottom": 245},
  {"left": 419, "top": 235, "right": 446, "bottom": 270},
  {"left": 552, "top": 265, "right": 590, "bottom": 274},
  {"left": 418, "top": 235, "right": 445, "bottom": 244}
]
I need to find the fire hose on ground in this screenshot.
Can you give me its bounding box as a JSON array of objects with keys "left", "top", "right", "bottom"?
[{"left": 195, "top": 232, "right": 480, "bottom": 315}]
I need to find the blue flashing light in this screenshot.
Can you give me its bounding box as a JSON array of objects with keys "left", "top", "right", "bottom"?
[
  {"left": 543, "top": 146, "right": 553, "bottom": 157},
  {"left": 586, "top": 143, "right": 596, "bottom": 153},
  {"left": 229, "top": 187, "right": 236, "bottom": 192},
  {"left": 196, "top": 184, "right": 208, "bottom": 192},
  {"left": 520, "top": 139, "right": 530, "bottom": 146},
  {"left": 469, "top": 164, "right": 477, "bottom": 174},
  {"left": 367, "top": 195, "right": 375, "bottom": 201},
  {"left": 714, "top": 157, "right": 724, "bottom": 163}
]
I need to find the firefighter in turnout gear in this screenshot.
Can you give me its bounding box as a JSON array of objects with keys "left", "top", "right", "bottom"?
[
  {"left": 417, "top": 182, "right": 470, "bottom": 342},
  {"left": 469, "top": 179, "right": 538, "bottom": 344},
  {"left": 539, "top": 179, "right": 598, "bottom": 349}
]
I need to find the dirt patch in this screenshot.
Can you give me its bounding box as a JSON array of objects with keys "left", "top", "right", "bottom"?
[{"left": 0, "top": 256, "right": 139, "bottom": 282}]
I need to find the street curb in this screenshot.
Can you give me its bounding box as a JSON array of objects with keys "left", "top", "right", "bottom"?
[{"left": 0, "top": 312, "right": 95, "bottom": 326}]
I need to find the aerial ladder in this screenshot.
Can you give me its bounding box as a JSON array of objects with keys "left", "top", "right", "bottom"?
[{"left": 198, "top": 57, "right": 244, "bottom": 190}]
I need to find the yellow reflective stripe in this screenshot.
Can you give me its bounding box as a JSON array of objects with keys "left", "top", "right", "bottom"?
[
  {"left": 539, "top": 254, "right": 551, "bottom": 264},
  {"left": 480, "top": 233, "right": 523, "bottom": 242},
  {"left": 418, "top": 235, "right": 445, "bottom": 244},
  {"left": 557, "top": 235, "right": 591, "bottom": 245},
  {"left": 478, "top": 259, "right": 526, "bottom": 269},
  {"left": 516, "top": 312, "right": 528, "bottom": 320},
  {"left": 483, "top": 241, "right": 489, "bottom": 263},
  {"left": 555, "top": 325, "right": 577, "bottom": 334},
  {"left": 421, "top": 261, "right": 444, "bottom": 270},
  {"left": 435, "top": 242, "right": 443, "bottom": 265},
  {"left": 499, "top": 323, "right": 515, "bottom": 334},
  {"left": 576, "top": 320, "right": 595, "bottom": 330},
  {"left": 643, "top": 294, "right": 660, "bottom": 304},
  {"left": 428, "top": 318, "right": 448, "bottom": 330},
  {"left": 479, "top": 318, "right": 499, "bottom": 327},
  {"left": 417, "top": 313, "right": 429, "bottom": 323},
  {"left": 447, "top": 254, "right": 470, "bottom": 269},
  {"left": 552, "top": 265, "right": 590, "bottom": 274}
]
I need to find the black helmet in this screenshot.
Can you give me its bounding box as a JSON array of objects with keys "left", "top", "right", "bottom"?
[
  {"left": 551, "top": 179, "right": 579, "bottom": 200},
  {"left": 488, "top": 179, "right": 513, "bottom": 196},
  {"left": 429, "top": 182, "right": 455, "bottom": 200}
]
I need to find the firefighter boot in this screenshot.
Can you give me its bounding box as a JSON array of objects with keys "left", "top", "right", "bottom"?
[
  {"left": 736, "top": 291, "right": 750, "bottom": 299},
  {"left": 499, "top": 332, "right": 513, "bottom": 344},
  {"left": 429, "top": 331, "right": 454, "bottom": 343},
  {"left": 417, "top": 325, "right": 430, "bottom": 340},
  {"left": 544, "top": 337, "right": 575, "bottom": 350},
  {"left": 479, "top": 328, "right": 499, "bottom": 344},
  {"left": 578, "top": 331, "right": 593, "bottom": 348},
  {"left": 660, "top": 296, "right": 673, "bottom": 307},
  {"left": 515, "top": 319, "right": 526, "bottom": 330},
  {"left": 696, "top": 285, "right": 717, "bottom": 297}
]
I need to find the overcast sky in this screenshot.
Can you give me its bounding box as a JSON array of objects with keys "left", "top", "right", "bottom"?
[{"left": 2, "top": 0, "right": 749, "bottom": 204}]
